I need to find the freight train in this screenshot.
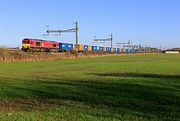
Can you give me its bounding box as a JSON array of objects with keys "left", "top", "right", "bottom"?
[{"left": 22, "top": 38, "right": 138, "bottom": 53}]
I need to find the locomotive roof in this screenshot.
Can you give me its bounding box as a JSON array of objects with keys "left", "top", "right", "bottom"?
[{"left": 24, "top": 38, "right": 58, "bottom": 43}]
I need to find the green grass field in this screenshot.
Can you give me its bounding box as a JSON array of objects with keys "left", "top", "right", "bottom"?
[{"left": 0, "top": 54, "right": 180, "bottom": 121}]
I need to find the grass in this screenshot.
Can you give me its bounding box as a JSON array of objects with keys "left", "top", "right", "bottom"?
[{"left": 0, "top": 54, "right": 180, "bottom": 121}]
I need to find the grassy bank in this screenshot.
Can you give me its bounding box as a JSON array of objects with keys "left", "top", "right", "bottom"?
[{"left": 0, "top": 54, "right": 180, "bottom": 121}]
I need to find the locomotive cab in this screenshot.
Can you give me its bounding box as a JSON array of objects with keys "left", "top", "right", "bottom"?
[{"left": 22, "top": 39, "right": 31, "bottom": 51}]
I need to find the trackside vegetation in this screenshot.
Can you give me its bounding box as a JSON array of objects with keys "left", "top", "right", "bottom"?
[{"left": 0, "top": 54, "right": 180, "bottom": 121}]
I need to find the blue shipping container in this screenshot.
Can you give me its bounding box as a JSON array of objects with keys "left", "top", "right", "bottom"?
[
  {"left": 59, "top": 43, "right": 67, "bottom": 51},
  {"left": 117, "top": 48, "right": 120, "bottom": 52},
  {"left": 131, "top": 49, "right": 135, "bottom": 53},
  {"left": 99, "top": 47, "right": 103, "bottom": 52},
  {"left": 59, "top": 43, "right": 73, "bottom": 51},
  {"left": 92, "top": 46, "right": 98, "bottom": 51},
  {"left": 126, "top": 49, "right": 129, "bottom": 53},
  {"left": 106, "top": 47, "right": 111, "bottom": 52},
  {"left": 84, "top": 45, "right": 88, "bottom": 51},
  {"left": 67, "top": 44, "right": 73, "bottom": 50}
]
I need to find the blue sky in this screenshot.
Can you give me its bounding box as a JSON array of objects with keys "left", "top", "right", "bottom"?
[{"left": 0, "top": 0, "right": 180, "bottom": 49}]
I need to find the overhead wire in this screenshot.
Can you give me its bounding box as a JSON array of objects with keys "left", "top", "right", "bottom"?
[{"left": 0, "top": 7, "right": 47, "bottom": 23}]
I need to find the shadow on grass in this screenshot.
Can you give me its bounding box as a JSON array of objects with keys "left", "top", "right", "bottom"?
[
  {"left": 1, "top": 73, "right": 180, "bottom": 120},
  {"left": 92, "top": 72, "right": 180, "bottom": 79}
]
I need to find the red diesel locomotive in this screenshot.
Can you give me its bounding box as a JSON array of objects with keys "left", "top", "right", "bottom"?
[{"left": 22, "top": 38, "right": 59, "bottom": 52}]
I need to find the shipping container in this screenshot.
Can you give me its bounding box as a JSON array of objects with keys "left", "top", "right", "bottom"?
[
  {"left": 59, "top": 43, "right": 73, "bottom": 51},
  {"left": 106, "top": 47, "right": 111, "bottom": 53},
  {"left": 129, "top": 49, "right": 132, "bottom": 53},
  {"left": 97, "top": 46, "right": 100, "bottom": 50},
  {"left": 74, "top": 44, "right": 84, "bottom": 52},
  {"left": 103, "top": 47, "right": 106, "bottom": 52},
  {"left": 121, "top": 48, "right": 125, "bottom": 53},
  {"left": 59, "top": 43, "right": 66, "bottom": 51},
  {"left": 117, "top": 48, "right": 120, "bottom": 53},
  {"left": 84, "top": 45, "right": 88, "bottom": 51},
  {"left": 111, "top": 48, "right": 114, "bottom": 53},
  {"left": 88, "top": 45, "right": 92, "bottom": 51},
  {"left": 67, "top": 44, "right": 73, "bottom": 51},
  {"left": 126, "top": 49, "right": 130, "bottom": 53},
  {"left": 114, "top": 48, "right": 117, "bottom": 53},
  {"left": 136, "top": 49, "right": 139, "bottom": 52},
  {"left": 120, "top": 48, "right": 123, "bottom": 52},
  {"left": 131, "top": 49, "right": 134, "bottom": 53},
  {"left": 99, "top": 47, "right": 103, "bottom": 52},
  {"left": 92, "top": 46, "right": 98, "bottom": 51}
]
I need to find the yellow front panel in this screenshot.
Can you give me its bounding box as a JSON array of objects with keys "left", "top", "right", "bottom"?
[{"left": 22, "top": 44, "right": 30, "bottom": 49}]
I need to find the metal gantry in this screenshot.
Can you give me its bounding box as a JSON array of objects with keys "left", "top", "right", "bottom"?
[
  {"left": 94, "top": 34, "right": 113, "bottom": 48},
  {"left": 46, "top": 21, "right": 79, "bottom": 51},
  {"left": 116, "top": 40, "right": 131, "bottom": 48}
]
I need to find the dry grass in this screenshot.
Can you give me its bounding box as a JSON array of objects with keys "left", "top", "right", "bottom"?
[
  {"left": 0, "top": 49, "right": 74, "bottom": 62},
  {"left": 0, "top": 48, "right": 160, "bottom": 62}
]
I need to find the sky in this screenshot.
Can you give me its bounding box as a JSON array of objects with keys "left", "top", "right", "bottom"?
[{"left": 0, "top": 0, "right": 180, "bottom": 49}]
